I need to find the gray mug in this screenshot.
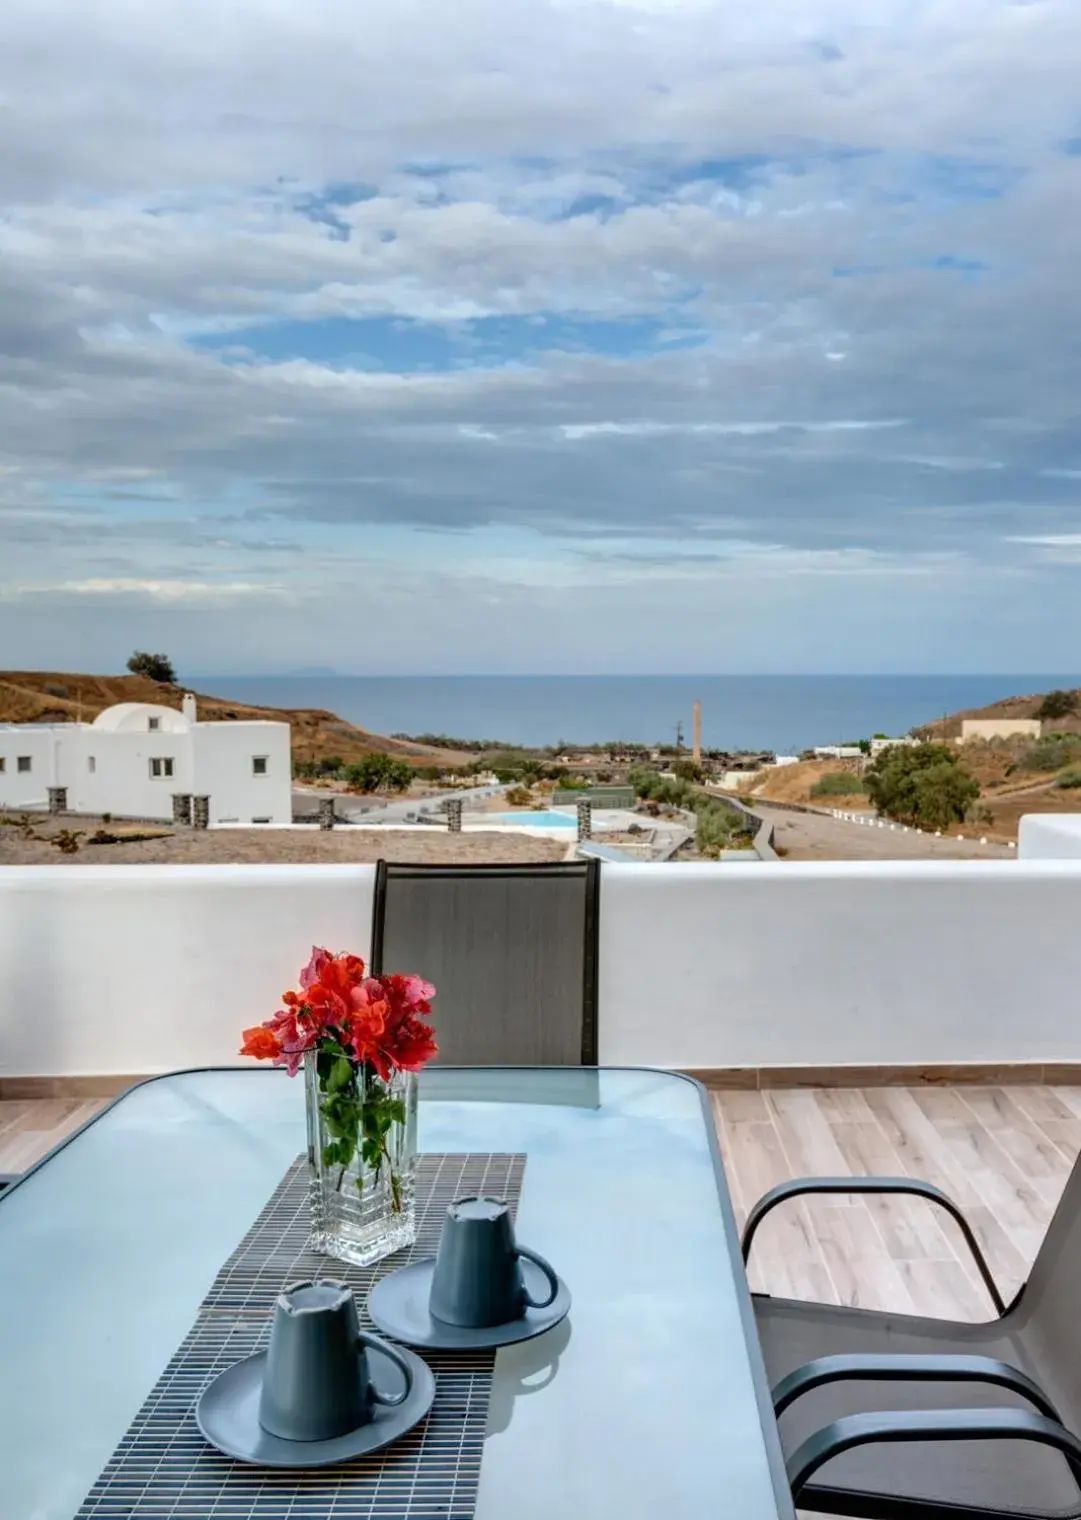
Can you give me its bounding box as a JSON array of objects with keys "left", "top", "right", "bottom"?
[
  {"left": 258, "top": 1279, "right": 414, "bottom": 1442},
  {"left": 429, "top": 1196, "right": 560, "bottom": 1328}
]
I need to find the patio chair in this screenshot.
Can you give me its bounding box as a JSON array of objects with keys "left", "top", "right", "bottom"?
[
  {"left": 369, "top": 860, "right": 600, "bottom": 1067},
  {"left": 743, "top": 1162, "right": 1081, "bottom": 1519}
]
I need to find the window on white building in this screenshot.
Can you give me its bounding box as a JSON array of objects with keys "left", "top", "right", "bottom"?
[
  {"left": 17, "top": 756, "right": 32, "bottom": 773},
  {"left": 87, "top": 756, "right": 96, "bottom": 773},
  {"left": 252, "top": 755, "right": 269, "bottom": 775},
  {"left": 252, "top": 815, "right": 271, "bottom": 824},
  {"left": 149, "top": 757, "right": 175, "bottom": 779},
  {"left": 148, "top": 717, "right": 161, "bottom": 731},
  {"left": 0, "top": 757, "right": 5, "bottom": 772}
]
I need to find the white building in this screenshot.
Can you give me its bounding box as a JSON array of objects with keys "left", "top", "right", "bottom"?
[
  {"left": 960, "top": 717, "right": 1042, "bottom": 743},
  {"left": 0, "top": 696, "right": 291, "bottom": 824},
  {"left": 868, "top": 735, "right": 921, "bottom": 756}
]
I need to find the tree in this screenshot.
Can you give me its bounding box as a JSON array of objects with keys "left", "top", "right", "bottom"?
[
  {"left": 1037, "top": 689, "right": 1078, "bottom": 721},
  {"left": 345, "top": 753, "right": 412, "bottom": 793},
  {"left": 674, "top": 758, "right": 704, "bottom": 783},
  {"left": 912, "top": 762, "right": 980, "bottom": 829},
  {"left": 864, "top": 742, "right": 978, "bottom": 827},
  {"left": 127, "top": 651, "right": 176, "bottom": 683}
]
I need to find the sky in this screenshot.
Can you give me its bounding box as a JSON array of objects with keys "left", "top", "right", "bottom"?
[{"left": 2, "top": 0, "right": 1081, "bottom": 675}]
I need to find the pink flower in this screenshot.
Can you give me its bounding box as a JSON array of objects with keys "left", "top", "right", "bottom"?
[
  {"left": 400, "top": 975, "right": 436, "bottom": 1010},
  {"left": 299, "top": 946, "right": 335, "bottom": 991}
]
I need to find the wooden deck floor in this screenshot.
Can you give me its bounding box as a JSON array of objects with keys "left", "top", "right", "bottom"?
[
  {"left": 4, "top": 1085, "right": 1078, "bottom": 1321},
  {"left": 712, "top": 1085, "right": 1081, "bottom": 1319}
]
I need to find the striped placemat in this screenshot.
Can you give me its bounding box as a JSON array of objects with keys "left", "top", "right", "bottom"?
[{"left": 75, "top": 1153, "right": 525, "bottom": 1519}]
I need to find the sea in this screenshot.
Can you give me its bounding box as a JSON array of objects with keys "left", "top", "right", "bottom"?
[{"left": 194, "top": 675, "right": 1081, "bottom": 754}]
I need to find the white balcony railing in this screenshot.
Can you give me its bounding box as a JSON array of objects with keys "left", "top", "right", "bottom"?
[{"left": 2, "top": 854, "right": 1081, "bottom": 1079}]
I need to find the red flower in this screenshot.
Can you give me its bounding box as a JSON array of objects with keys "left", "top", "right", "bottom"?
[
  {"left": 239, "top": 1025, "right": 281, "bottom": 1061},
  {"left": 240, "top": 950, "right": 437, "bottom": 1080},
  {"left": 375, "top": 973, "right": 439, "bottom": 1076}
]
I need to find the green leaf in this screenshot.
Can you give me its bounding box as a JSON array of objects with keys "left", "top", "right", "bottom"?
[{"left": 327, "top": 1055, "right": 354, "bottom": 1095}]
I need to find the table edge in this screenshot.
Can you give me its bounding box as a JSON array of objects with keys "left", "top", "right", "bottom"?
[{"left": 0, "top": 1063, "right": 795, "bottom": 1520}]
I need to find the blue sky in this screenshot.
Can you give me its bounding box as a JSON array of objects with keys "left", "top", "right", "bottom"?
[{"left": 2, "top": 0, "right": 1081, "bottom": 674}]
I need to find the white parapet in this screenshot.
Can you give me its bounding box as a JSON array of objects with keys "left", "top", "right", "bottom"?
[
  {"left": 3, "top": 857, "right": 1081, "bottom": 1078},
  {"left": 1018, "top": 813, "right": 1081, "bottom": 859}
]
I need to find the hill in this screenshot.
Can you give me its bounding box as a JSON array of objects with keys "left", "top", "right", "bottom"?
[
  {"left": 918, "top": 687, "right": 1081, "bottom": 742},
  {"left": 0, "top": 671, "right": 468, "bottom": 769},
  {"left": 746, "top": 757, "right": 867, "bottom": 806}
]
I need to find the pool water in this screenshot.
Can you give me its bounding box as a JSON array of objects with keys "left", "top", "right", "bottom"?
[{"left": 490, "top": 809, "right": 576, "bottom": 828}]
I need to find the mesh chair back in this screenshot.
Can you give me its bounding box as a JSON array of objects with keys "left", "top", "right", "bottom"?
[{"left": 370, "top": 861, "right": 600, "bottom": 1067}]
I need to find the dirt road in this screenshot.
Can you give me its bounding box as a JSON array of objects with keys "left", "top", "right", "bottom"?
[{"left": 758, "top": 806, "right": 1015, "bottom": 861}]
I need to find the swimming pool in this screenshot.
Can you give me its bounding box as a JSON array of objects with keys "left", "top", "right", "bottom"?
[{"left": 489, "top": 809, "right": 576, "bottom": 828}]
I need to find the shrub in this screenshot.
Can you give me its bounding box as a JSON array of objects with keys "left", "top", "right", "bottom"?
[
  {"left": 695, "top": 802, "right": 735, "bottom": 858},
  {"left": 126, "top": 651, "right": 176, "bottom": 683},
  {"left": 51, "top": 829, "right": 83, "bottom": 854},
  {"left": 1056, "top": 767, "right": 1081, "bottom": 789},
  {"left": 629, "top": 766, "right": 694, "bottom": 809},
  {"left": 1037, "top": 689, "right": 1078, "bottom": 721},
  {"left": 810, "top": 772, "right": 867, "bottom": 798},
  {"left": 1022, "top": 738, "right": 1081, "bottom": 772},
  {"left": 344, "top": 753, "right": 412, "bottom": 793},
  {"left": 865, "top": 743, "right": 979, "bottom": 827},
  {"left": 504, "top": 785, "right": 533, "bottom": 806}
]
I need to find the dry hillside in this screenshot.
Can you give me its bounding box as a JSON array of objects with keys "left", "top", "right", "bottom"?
[
  {"left": 919, "top": 688, "right": 1081, "bottom": 741},
  {"left": 0, "top": 671, "right": 468, "bottom": 769},
  {"left": 745, "top": 688, "right": 1081, "bottom": 832},
  {"left": 746, "top": 758, "right": 867, "bottom": 806}
]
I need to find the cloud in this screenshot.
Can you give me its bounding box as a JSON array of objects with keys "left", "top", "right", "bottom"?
[
  {"left": 560, "top": 419, "right": 907, "bottom": 440},
  {"left": 3, "top": 0, "right": 1081, "bottom": 670},
  {"left": 0, "top": 577, "right": 286, "bottom": 602}
]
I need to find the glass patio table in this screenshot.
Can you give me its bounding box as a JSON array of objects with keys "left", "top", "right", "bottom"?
[{"left": 0, "top": 1066, "right": 792, "bottom": 1520}]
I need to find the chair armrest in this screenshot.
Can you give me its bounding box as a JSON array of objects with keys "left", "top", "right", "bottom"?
[
  {"left": 788, "top": 1407, "right": 1081, "bottom": 1502},
  {"left": 772, "top": 1354, "right": 1058, "bottom": 1421},
  {"left": 742, "top": 1177, "right": 1005, "bottom": 1315}
]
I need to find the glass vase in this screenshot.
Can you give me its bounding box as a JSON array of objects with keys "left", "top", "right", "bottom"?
[{"left": 304, "top": 1053, "right": 418, "bottom": 1267}]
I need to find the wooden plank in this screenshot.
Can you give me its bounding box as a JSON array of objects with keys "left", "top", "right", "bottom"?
[
  {"left": 898, "top": 1257, "right": 994, "bottom": 1324},
  {"left": 907, "top": 1086, "right": 1051, "bottom": 1237},
  {"left": 813, "top": 1088, "right": 876, "bottom": 1124},
  {"left": 862, "top": 1087, "right": 984, "bottom": 1206},
  {"left": 956, "top": 1087, "right": 1073, "bottom": 1194},
  {"left": 765, "top": 1088, "right": 853, "bottom": 1186},
  {"left": 829, "top": 1119, "right": 959, "bottom": 1262},
  {"left": 809, "top": 1202, "right": 917, "bottom": 1315}
]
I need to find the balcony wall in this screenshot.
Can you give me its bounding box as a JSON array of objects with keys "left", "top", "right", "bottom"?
[
  {"left": 1019, "top": 814, "right": 1081, "bottom": 860},
  {"left": 1, "top": 859, "right": 1081, "bottom": 1078}
]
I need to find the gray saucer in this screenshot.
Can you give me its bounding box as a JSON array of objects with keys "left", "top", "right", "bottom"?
[
  {"left": 368, "top": 1256, "right": 571, "bottom": 1350},
  {"left": 196, "top": 1343, "right": 435, "bottom": 1467}
]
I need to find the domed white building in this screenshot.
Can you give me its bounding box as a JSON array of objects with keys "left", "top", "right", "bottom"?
[
  {"left": 0, "top": 695, "right": 291, "bottom": 824},
  {"left": 91, "top": 700, "right": 194, "bottom": 735}
]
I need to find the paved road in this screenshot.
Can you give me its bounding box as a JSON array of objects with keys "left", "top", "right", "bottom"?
[{"left": 756, "top": 804, "right": 1015, "bottom": 861}]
